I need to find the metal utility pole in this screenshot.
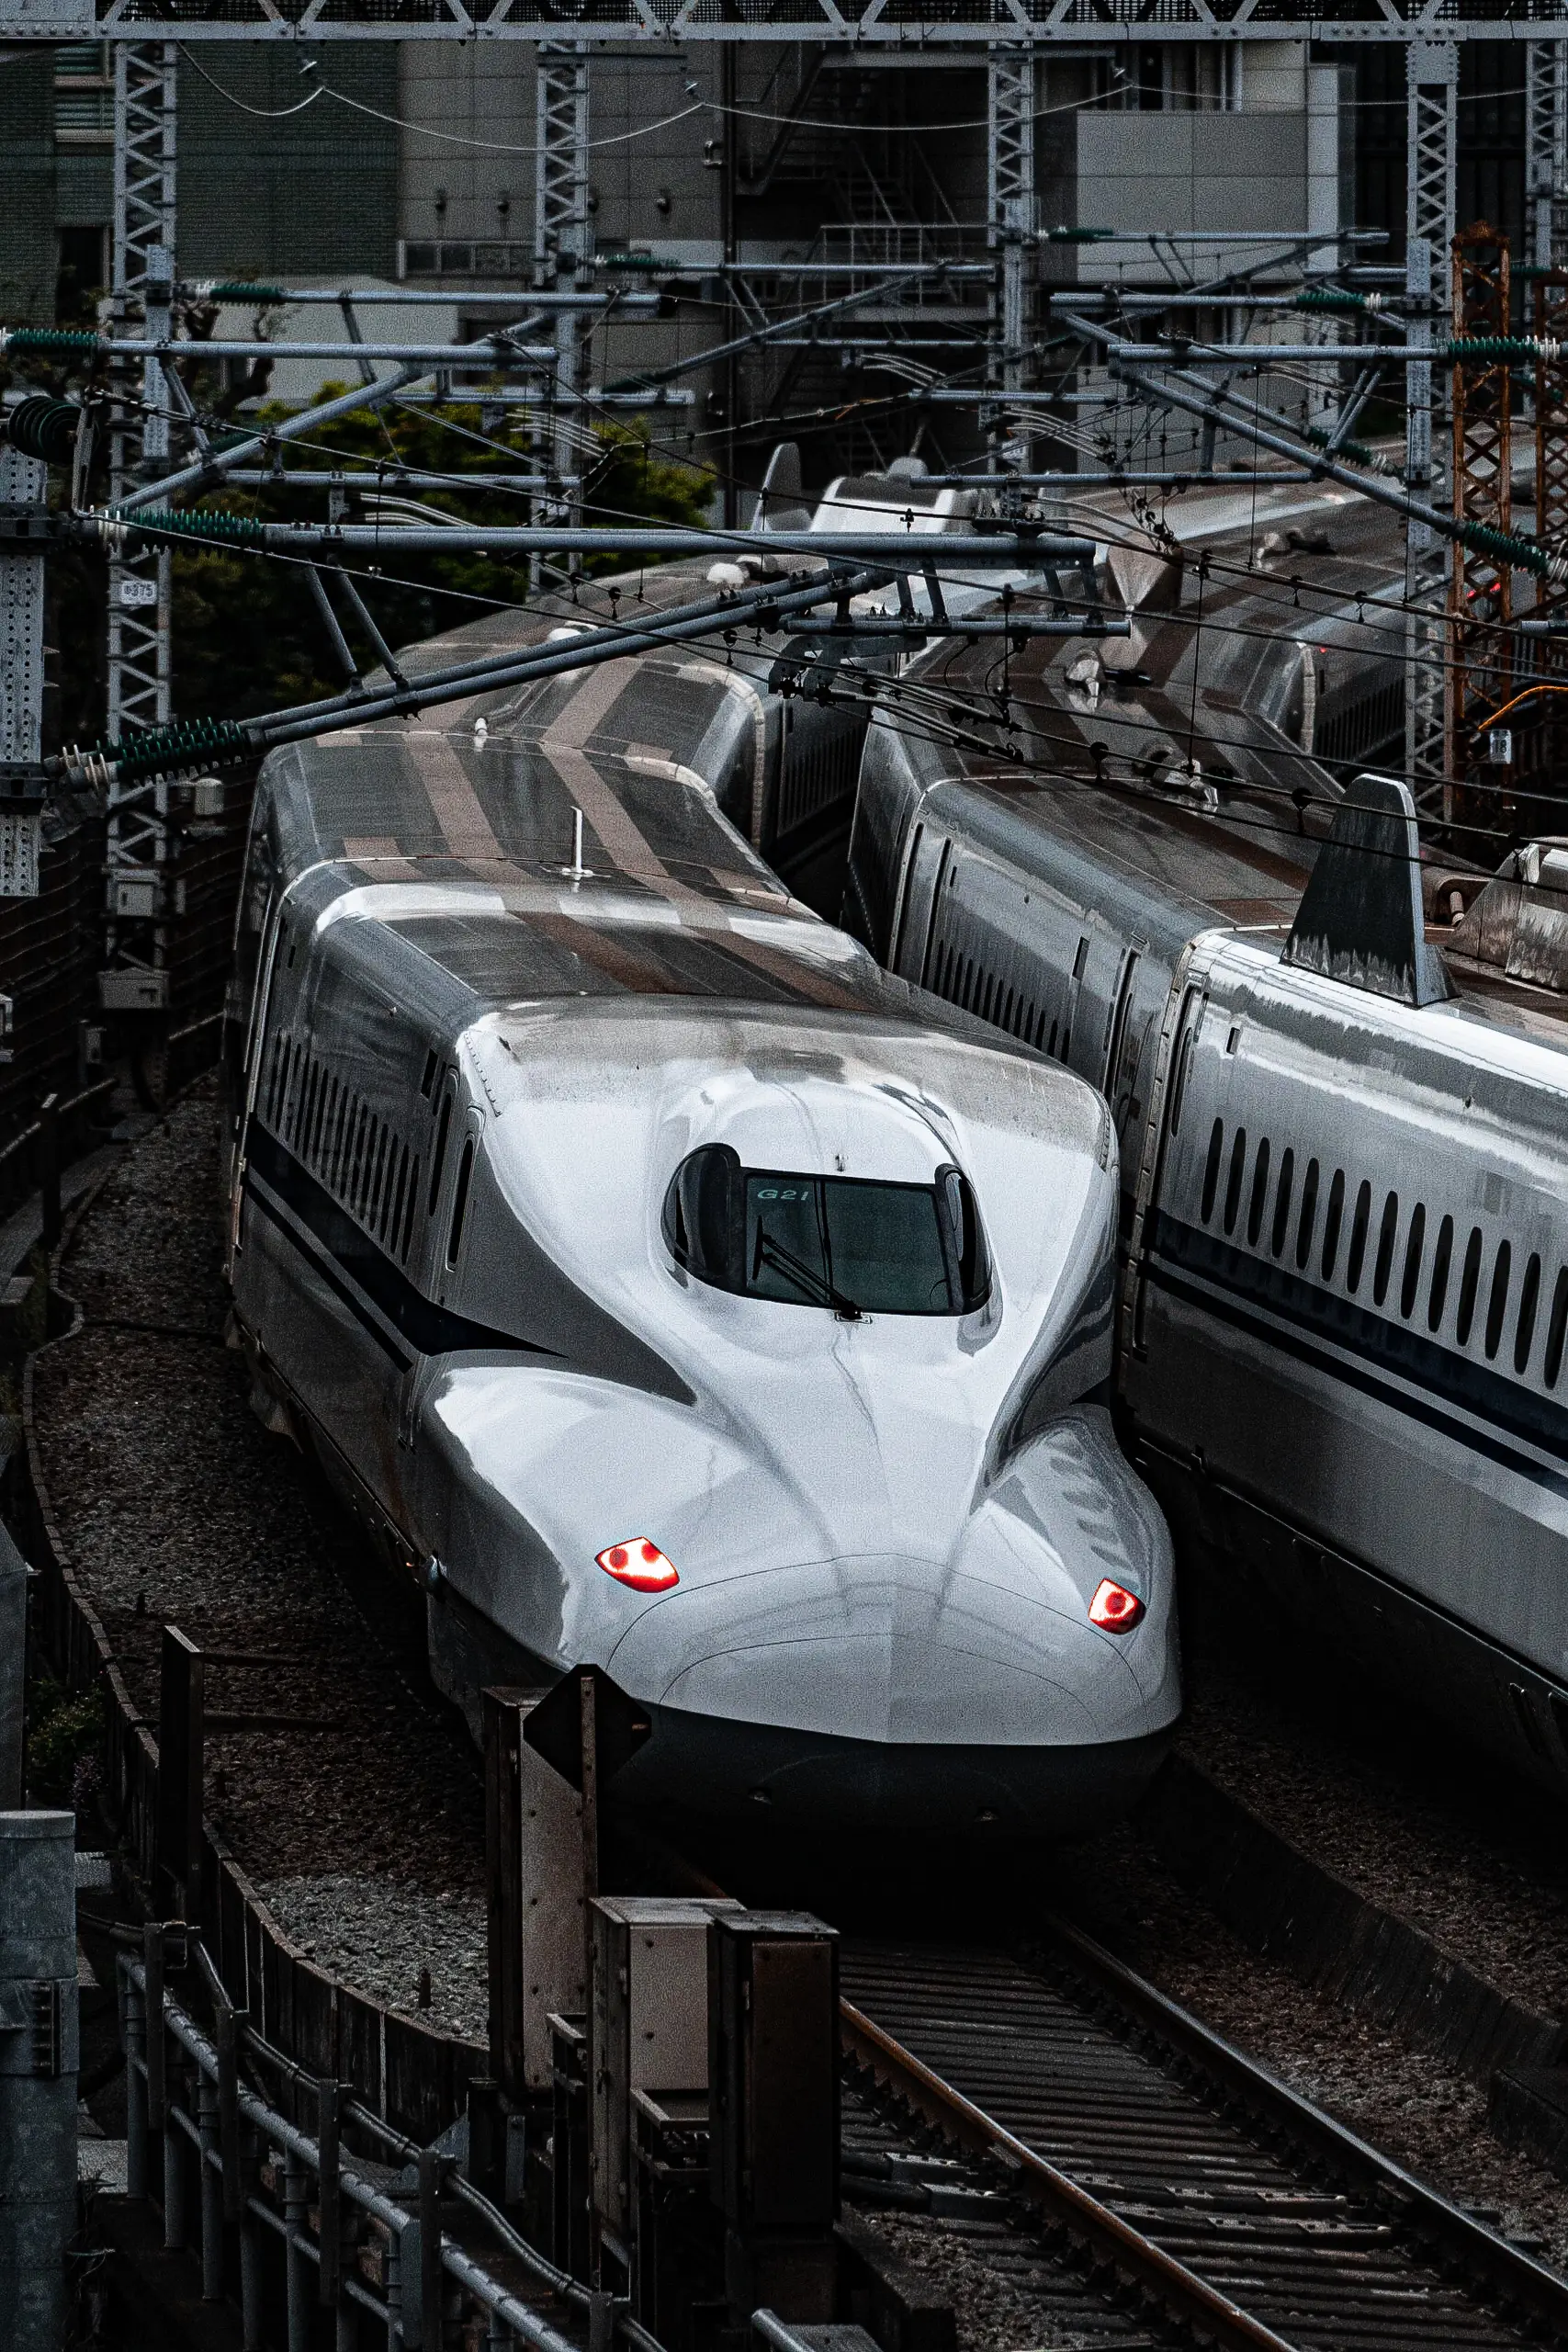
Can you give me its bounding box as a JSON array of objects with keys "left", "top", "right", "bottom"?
[
  {"left": 106, "top": 40, "right": 177, "bottom": 1017},
  {"left": 1403, "top": 39, "right": 1457, "bottom": 822},
  {"left": 987, "top": 44, "right": 1036, "bottom": 496},
  {"left": 534, "top": 43, "right": 592, "bottom": 531},
  {"left": 0, "top": 1811, "right": 79, "bottom": 2352}
]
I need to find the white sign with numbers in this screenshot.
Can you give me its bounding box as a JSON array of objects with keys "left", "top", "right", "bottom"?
[{"left": 118, "top": 577, "right": 159, "bottom": 609}]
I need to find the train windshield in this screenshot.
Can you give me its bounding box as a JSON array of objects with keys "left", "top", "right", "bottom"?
[{"left": 663, "top": 1145, "right": 989, "bottom": 1317}]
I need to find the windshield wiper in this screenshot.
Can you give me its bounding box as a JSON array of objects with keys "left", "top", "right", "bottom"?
[{"left": 752, "top": 1224, "right": 862, "bottom": 1321}]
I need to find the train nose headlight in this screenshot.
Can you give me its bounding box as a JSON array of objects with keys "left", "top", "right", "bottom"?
[
  {"left": 1089, "top": 1577, "right": 1145, "bottom": 1633},
  {"left": 597, "top": 1538, "right": 679, "bottom": 1594}
]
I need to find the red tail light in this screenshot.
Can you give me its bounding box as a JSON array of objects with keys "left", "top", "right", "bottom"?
[
  {"left": 1089, "top": 1577, "right": 1145, "bottom": 1633},
  {"left": 597, "top": 1538, "right": 678, "bottom": 1594}
]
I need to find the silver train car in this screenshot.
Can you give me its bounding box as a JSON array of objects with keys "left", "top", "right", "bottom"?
[
  {"left": 844, "top": 494, "right": 1568, "bottom": 1792},
  {"left": 221, "top": 566, "right": 1179, "bottom": 1832}
]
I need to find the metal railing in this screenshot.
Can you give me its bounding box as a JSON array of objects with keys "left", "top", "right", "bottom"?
[{"left": 118, "top": 1933, "right": 659, "bottom": 2352}]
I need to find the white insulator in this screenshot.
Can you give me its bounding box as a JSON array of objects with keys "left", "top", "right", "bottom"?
[
  {"left": 1548, "top": 553, "right": 1568, "bottom": 586},
  {"left": 1364, "top": 292, "right": 1384, "bottom": 314}
]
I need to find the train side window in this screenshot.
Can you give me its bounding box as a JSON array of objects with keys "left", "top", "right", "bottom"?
[
  {"left": 1427, "top": 1214, "right": 1454, "bottom": 1331},
  {"left": 1399, "top": 1203, "right": 1426, "bottom": 1318},
  {"left": 1371, "top": 1192, "right": 1399, "bottom": 1307},
  {"left": 1246, "top": 1137, "right": 1271, "bottom": 1248},
  {"left": 428, "top": 1084, "right": 454, "bottom": 1214},
  {"left": 1223, "top": 1128, "right": 1247, "bottom": 1236},
  {"left": 1269, "top": 1148, "right": 1294, "bottom": 1258},
  {"left": 446, "top": 1139, "right": 476, "bottom": 1268},
  {"left": 1484, "top": 1239, "right": 1512, "bottom": 1361},
  {"left": 1456, "top": 1227, "right": 1483, "bottom": 1344},
  {"left": 1516, "top": 1251, "right": 1541, "bottom": 1374},
  {"left": 1321, "top": 1170, "right": 1346, "bottom": 1280},
  {"left": 1295, "top": 1159, "right": 1319, "bottom": 1270},
  {"left": 1201, "top": 1119, "right": 1224, "bottom": 1224},
  {"left": 1346, "top": 1181, "right": 1372, "bottom": 1293},
  {"left": 1545, "top": 1268, "right": 1568, "bottom": 1387}
]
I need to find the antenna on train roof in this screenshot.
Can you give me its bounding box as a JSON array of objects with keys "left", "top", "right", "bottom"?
[{"left": 1280, "top": 771, "right": 1454, "bottom": 1009}]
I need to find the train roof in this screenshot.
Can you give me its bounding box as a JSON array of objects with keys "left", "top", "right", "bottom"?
[
  {"left": 258, "top": 564, "right": 1013, "bottom": 1045},
  {"left": 884, "top": 497, "right": 1568, "bottom": 1051}
]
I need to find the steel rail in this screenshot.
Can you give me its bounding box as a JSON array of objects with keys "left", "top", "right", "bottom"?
[
  {"left": 1039, "top": 1913, "right": 1568, "bottom": 2346},
  {"left": 840, "top": 1997, "right": 1300, "bottom": 2352}
]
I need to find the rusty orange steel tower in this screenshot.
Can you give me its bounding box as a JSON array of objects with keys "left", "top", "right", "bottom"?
[{"left": 1448, "top": 222, "right": 1514, "bottom": 834}]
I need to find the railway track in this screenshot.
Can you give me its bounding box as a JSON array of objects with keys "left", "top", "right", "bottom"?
[{"left": 840, "top": 1918, "right": 1568, "bottom": 2352}]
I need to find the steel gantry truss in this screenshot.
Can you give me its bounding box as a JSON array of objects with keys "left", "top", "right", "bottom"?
[
  {"left": 987, "top": 43, "right": 1036, "bottom": 489},
  {"left": 534, "top": 42, "right": 591, "bottom": 523},
  {"left": 105, "top": 39, "right": 177, "bottom": 1013},
  {"left": 1403, "top": 39, "right": 1457, "bottom": 819},
  {"left": 1447, "top": 222, "right": 1512, "bottom": 832}
]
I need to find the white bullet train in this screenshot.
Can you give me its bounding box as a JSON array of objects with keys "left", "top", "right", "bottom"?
[
  {"left": 842, "top": 493, "right": 1568, "bottom": 1793},
  {"left": 221, "top": 561, "right": 1179, "bottom": 1832}
]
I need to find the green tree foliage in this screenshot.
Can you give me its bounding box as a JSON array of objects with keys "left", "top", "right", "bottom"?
[
  {"left": 167, "top": 385, "right": 711, "bottom": 723},
  {"left": 22, "top": 365, "right": 712, "bottom": 741}
]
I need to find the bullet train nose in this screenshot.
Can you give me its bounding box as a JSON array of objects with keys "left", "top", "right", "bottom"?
[{"left": 605, "top": 1496, "right": 1176, "bottom": 1833}]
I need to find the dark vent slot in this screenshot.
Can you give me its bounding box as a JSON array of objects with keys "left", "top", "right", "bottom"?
[
  {"left": 1247, "top": 1138, "right": 1271, "bottom": 1248},
  {"left": 1399, "top": 1203, "right": 1426, "bottom": 1319},
  {"left": 1516, "top": 1251, "right": 1541, "bottom": 1375},
  {"left": 1321, "top": 1169, "right": 1346, "bottom": 1282},
  {"left": 1427, "top": 1214, "right": 1453, "bottom": 1332},
  {"left": 1201, "top": 1120, "right": 1224, "bottom": 1225},
  {"left": 1295, "top": 1158, "right": 1319, "bottom": 1271},
  {"left": 1484, "top": 1239, "right": 1512, "bottom": 1362},
  {"left": 1456, "top": 1227, "right": 1483, "bottom": 1345}
]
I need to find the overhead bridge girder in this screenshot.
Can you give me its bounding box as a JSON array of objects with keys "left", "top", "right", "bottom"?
[{"left": 0, "top": 4, "right": 1562, "bottom": 38}]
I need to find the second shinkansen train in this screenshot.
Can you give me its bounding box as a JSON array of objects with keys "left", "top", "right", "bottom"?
[{"left": 843, "top": 492, "right": 1568, "bottom": 1794}]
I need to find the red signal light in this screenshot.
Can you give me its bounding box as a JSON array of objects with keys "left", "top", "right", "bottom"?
[
  {"left": 1089, "top": 1577, "right": 1145, "bottom": 1633},
  {"left": 597, "top": 1538, "right": 679, "bottom": 1594}
]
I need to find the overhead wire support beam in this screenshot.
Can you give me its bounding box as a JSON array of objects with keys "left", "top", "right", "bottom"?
[
  {"left": 109, "top": 362, "right": 431, "bottom": 514},
  {"left": 179, "top": 284, "right": 662, "bottom": 312},
  {"left": 86, "top": 519, "right": 1099, "bottom": 564},
  {"left": 51, "top": 560, "right": 1122, "bottom": 793},
  {"left": 54, "top": 334, "right": 559, "bottom": 364},
  {"left": 1093, "top": 354, "right": 1565, "bottom": 589}
]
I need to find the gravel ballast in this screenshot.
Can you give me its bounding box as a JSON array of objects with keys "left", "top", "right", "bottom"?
[{"left": 32, "top": 1080, "right": 487, "bottom": 2033}]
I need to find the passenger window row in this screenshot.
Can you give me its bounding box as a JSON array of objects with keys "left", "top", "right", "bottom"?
[
  {"left": 1198, "top": 1116, "right": 1568, "bottom": 1389},
  {"left": 928, "top": 931, "right": 1060, "bottom": 1056},
  {"left": 264, "top": 1028, "right": 422, "bottom": 1265}
]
